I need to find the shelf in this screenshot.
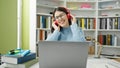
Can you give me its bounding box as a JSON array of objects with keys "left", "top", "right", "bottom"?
[
  {"left": 37, "top": 13, "right": 52, "bottom": 16},
  {"left": 83, "top": 29, "right": 96, "bottom": 31},
  {"left": 97, "top": 45, "right": 120, "bottom": 48},
  {"left": 69, "top": 8, "right": 96, "bottom": 11},
  {"left": 98, "top": 8, "right": 120, "bottom": 10},
  {"left": 36, "top": 28, "right": 51, "bottom": 31},
  {"left": 102, "top": 46, "right": 120, "bottom": 48},
  {"left": 66, "top": 0, "right": 96, "bottom": 3},
  {"left": 66, "top": 0, "right": 96, "bottom": 11},
  {"left": 37, "top": 0, "right": 64, "bottom": 7},
  {"left": 98, "top": 29, "right": 120, "bottom": 32},
  {"left": 101, "top": 55, "right": 120, "bottom": 59},
  {"left": 98, "top": 0, "right": 118, "bottom": 2},
  {"left": 75, "top": 16, "right": 96, "bottom": 18},
  {"left": 98, "top": 16, "right": 120, "bottom": 18},
  {"left": 37, "top": 4, "right": 57, "bottom": 8}
]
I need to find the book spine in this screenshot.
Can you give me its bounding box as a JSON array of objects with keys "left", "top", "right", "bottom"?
[
  {"left": 81, "top": 18, "right": 85, "bottom": 29},
  {"left": 113, "top": 35, "right": 117, "bottom": 46},
  {"left": 37, "top": 15, "right": 40, "bottom": 28},
  {"left": 18, "top": 53, "right": 36, "bottom": 64},
  {"left": 118, "top": 17, "right": 120, "bottom": 29}
]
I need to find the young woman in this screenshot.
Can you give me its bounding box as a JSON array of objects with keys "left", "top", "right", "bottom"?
[{"left": 46, "top": 7, "right": 86, "bottom": 41}]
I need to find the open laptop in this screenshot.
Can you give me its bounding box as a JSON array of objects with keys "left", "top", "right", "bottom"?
[{"left": 38, "top": 41, "right": 90, "bottom": 68}]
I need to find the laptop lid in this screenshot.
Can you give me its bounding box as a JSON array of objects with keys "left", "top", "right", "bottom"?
[{"left": 38, "top": 41, "right": 90, "bottom": 68}]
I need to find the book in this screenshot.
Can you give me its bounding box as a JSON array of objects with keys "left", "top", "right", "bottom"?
[
  {"left": 1, "top": 53, "right": 36, "bottom": 64},
  {"left": 37, "top": 15, "right": 40, "bottom": 28},
  {"left": 1, "top": 58, "right": 38, "bottom": 68},
  {"left": 6, "top": 49, "right": 30, "bottom": 57},
  {"left": 81, "top": 18, "right": 85, "bottom": 29},
  {"left": 113, "top": 35, "right": 117, "bottom": 46}
]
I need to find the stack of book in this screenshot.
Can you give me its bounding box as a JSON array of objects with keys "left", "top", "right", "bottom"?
[{"left": 1, "top": 49, "right": 38, "bottom": 68}]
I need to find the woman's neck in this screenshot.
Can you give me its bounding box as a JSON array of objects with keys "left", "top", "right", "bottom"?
[{"left": 63, "top": 22, "right": 69, "bottom": 28}]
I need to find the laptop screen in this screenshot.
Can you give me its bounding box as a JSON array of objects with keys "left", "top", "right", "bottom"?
[{"left": 38, "top": 41, "right": 90, "bottom": 68}]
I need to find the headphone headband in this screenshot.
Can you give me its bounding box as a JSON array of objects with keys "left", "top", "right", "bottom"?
[
  {"left": 61, "top": 7, "right": 70, "bottom": 14},
  {"left": 60, "top": 7, "right": 72, "bottom": 19}
]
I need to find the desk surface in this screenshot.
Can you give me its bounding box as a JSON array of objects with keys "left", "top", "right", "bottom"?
[
  {"left": 30, "top": 57, "right": 120, "bottom": 68},
  {"left": 1, "top": 57, "right": 120, "bottom": 68},
  {"left": 87, "top": 58, "right": 120, "bottom": 68}
]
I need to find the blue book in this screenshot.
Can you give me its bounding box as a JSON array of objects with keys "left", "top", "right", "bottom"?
[
  {"left": 6, "top": 50, "right": 30, "bottom": 57},
  {"left": 41, "top": 16, "right": 46, "bottom": 28},
  {"left": 1, "top": 53, "right": 36, "bottom": 64}
]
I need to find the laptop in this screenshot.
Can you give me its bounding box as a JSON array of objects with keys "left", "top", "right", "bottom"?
[{"left": 38, "top": 41, "right": 90, "bottom": 68}]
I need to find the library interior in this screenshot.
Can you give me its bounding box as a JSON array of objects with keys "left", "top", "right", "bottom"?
[{"left": 0, "top": 0, "right": 120, "bottom": 68}]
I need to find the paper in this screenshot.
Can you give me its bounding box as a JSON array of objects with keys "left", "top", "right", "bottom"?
[{"left": 87, "top": 58, "right": 119, "bottom": 68}]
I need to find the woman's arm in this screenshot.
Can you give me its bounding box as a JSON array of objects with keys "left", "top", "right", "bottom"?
[
  {"left": 46, "top": 17, "right": 61, "bottom": 41},
  {"left": 70, "top": 14, "right": 86, "bottom": 41},
  {"left": 70, "top": 23, "right": 86, "bottom": 42},
  {"left": 45, "top": 30, "right": 60, "bottom": 41}
]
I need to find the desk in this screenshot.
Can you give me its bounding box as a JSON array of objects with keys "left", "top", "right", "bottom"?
[
  {"left": 29, "top": 58, "right": 120, "bottom": 68},
  {"left": 1, "top": 57, "right": 120, "bottom": 68},
  {"left": 87, "top": 58, "right": 120, "bottom": 68}
]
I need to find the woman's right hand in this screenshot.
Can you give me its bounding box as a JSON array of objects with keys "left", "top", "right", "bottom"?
[{"left": 52, "top": 21, "right": 60, "bottom": 31}]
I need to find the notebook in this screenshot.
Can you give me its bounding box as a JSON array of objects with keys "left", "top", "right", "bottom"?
[{"left": 38, "top": 41, "right": 90, "bottom": 68}]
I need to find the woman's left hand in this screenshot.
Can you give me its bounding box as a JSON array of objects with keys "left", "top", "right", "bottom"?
[{"left": 70, "top": 14, "right": 76, "bottom": 24}]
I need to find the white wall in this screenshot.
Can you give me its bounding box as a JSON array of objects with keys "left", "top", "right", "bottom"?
[{"left": 29, "top": 0, "right": 36, "bottom": 52}]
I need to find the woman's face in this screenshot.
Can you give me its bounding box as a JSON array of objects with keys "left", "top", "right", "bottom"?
[{"left": 54, "top": 11, "right": 69, "bottom": 28}]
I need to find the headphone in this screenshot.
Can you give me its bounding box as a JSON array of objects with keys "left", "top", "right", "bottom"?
[
  {"left": 53, "top": 7, "right": 72, "bottom": 20},
  {"left": 63, "top": 7, "right": 72, "bottom": 20},
  {"left": 51, "top": 7, "right": 72, "bottom": 33}
]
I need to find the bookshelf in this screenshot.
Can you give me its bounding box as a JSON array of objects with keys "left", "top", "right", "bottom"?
[
  {"left": 36, "top": 0, "right": 120, "bottom": 57},
  {"left": 36, "top": 0, "right": 65, "bottom": 43},
  {"left": 97, "top": 0, "right": 120, "bottom": 58},
  {"left": 36, "top": 13, "right": 52, "bottom": 42}
]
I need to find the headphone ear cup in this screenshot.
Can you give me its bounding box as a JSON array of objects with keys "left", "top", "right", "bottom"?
[{"left": 67, "top": 13, "right": 72, "bottom": 19}]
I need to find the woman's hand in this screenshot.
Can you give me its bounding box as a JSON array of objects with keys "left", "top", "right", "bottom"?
[
  {"left": 52, "top": 19, "right": 60, "bottom": 31},
  {"left": 70, "top": 14, "right": 76, "bottom": 24}
]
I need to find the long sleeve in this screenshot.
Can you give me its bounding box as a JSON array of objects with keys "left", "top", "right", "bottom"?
[
  {"left": 46, "top": 30, "right": 60, "bottom": 41},
  {"left": 70, "top": 23, "right": 86, "bottom": 41}
]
